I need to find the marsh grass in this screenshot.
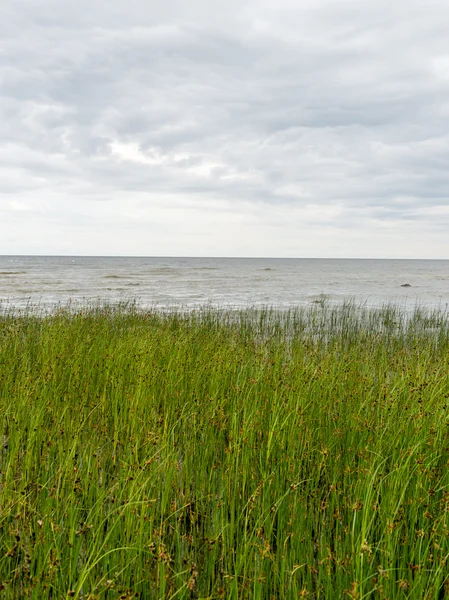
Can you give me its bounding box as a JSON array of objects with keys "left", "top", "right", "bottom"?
[{"left": 1, "top": 302, "right": 449, "bottom": 599}]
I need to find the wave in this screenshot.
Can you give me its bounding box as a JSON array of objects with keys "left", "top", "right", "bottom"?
[
  {"left": 0, "top": 271, "right": 27, "bottom": 275},
  {"left": 149, "top": 267, "right": 177, "bottom": 273}
]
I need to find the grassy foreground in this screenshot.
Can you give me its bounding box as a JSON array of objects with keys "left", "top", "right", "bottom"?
[{"left": 1, "top": 303, "right": 449, "bottom": 599}]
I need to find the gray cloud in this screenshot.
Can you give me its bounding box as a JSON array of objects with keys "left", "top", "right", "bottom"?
[{"left": 1, "top": 0, "right": 448, "bottom": 256}]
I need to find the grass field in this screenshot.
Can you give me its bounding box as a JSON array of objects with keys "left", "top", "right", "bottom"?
[{"left": 1, "top": 302, "right": 449, "bottom": 599}]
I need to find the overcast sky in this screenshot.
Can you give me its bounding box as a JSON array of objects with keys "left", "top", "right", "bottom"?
[{"left": 1, "top": 0, "right": 448, "bottom": 258}]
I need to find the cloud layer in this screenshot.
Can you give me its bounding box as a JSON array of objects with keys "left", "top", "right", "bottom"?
[{"left": 1, "top": 0, "right": 448, "bottom": 257}]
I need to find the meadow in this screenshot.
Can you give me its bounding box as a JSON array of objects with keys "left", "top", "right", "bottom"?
[{"left": 1, "top": 302, "right": 449, "bottom": 599}]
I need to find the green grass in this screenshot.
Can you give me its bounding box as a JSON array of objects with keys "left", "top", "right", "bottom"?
[{"left": 1, "top": 302, "right": 449, "bottom": 599}]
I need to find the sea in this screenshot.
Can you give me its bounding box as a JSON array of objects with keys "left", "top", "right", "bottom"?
[{"left": 0, "top": 256, "right": 448, "bottom": 313}]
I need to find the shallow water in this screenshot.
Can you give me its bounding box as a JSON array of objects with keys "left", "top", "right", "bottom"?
[{"left": 0, "top": 256, "right": 448, "bottom": 311}]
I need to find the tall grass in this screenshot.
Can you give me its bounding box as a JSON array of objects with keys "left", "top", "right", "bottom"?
[{"left": 1, "top": 302, "right": 449, "bottom": 599}]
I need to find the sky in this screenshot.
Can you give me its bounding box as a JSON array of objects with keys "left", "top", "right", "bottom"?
[{"left": 1, "top": 0, "right": 448, "bottom": 258}]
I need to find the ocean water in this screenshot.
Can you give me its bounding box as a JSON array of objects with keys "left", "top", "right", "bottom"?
[{"left": 0, "top": 256, "right": 448, "bottom": 312}]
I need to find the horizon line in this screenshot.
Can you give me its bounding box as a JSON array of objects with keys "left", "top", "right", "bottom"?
[{"left": 1, "top": 254, "right": 448, "bottom": 261}]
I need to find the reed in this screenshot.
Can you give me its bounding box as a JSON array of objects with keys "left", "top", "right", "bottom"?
[{"left": 1, "top": 303, "right": 449, "bottom": 599}]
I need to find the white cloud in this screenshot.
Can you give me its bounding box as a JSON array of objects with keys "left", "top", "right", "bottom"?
[{"left": 0, "top": 0, "right": 448, "bottom": 257}]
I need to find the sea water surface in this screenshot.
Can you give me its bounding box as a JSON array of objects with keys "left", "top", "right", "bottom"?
[{"left": 0, "top": 256, "right": 448, "bottom": 312}]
